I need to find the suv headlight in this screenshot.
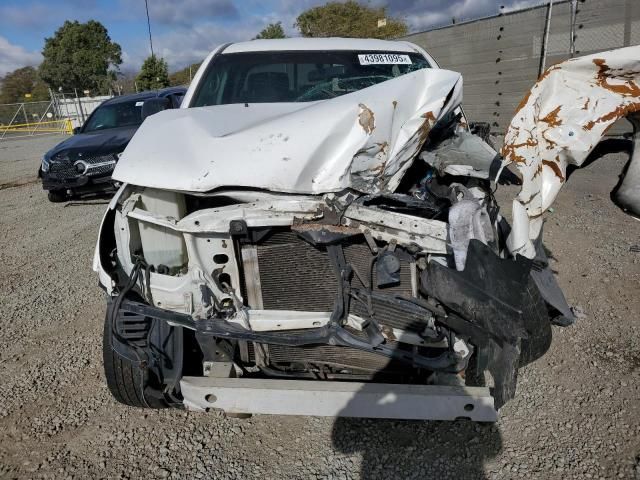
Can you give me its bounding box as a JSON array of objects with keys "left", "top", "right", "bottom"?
[{"left": 41, "top": 156, "right": 50, "bottom": 173}]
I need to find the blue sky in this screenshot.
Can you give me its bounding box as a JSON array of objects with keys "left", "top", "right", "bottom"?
[{"left": 0, "top": 0, "right": 541, "bottom": 76}]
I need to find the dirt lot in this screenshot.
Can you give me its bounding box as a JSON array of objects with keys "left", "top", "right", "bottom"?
[{"left": 0, "top": 134, "right": 639, "bottom": 479}]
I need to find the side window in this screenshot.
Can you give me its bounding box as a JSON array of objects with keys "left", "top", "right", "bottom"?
[
  {"left": 115, "top": 103, "right": 142, "bottom": 126},
  {"left": 194, "top": 69, "right": 228, "bottom": 107},
  {"left": 170, "top": 93, "right": 185, "bottom": 108}
]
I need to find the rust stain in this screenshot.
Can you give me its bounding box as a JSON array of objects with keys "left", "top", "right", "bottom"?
[
  {"left": 584, "top": 102, "right": 640, "bottom": 130},
  {"left": 582, "top": 98, "right": 590, "bottom": 110},
  {"left": 375, "top": 141, "right": 389, "bottom": 155},
  {"left": 501, "top": 137, "right": 538, "bottom": 164},
  {"left": 514, "top": 89, "right": 532, "bottom": 115},
  {"left": 540, "top": 105, "right": 562, "bottom": 127},
  {"left": 380, "top": 325, "right": 397, "bottom": 341},
  {"left": 423, "top": 111, "right": 436, "bottom": 123},
  {"left": 542, "top": 157, "right": 565, "bottom": 182},
  {"left": 521, "top": 191, "right": 541, "bottom": 205},
  {"left": 358, "top": 103, "right": 375, "bottom": 134},
  {"left": 414, "top": 111, "right": 437, "bottom": 148},
  {"left": 369, "top": 162, "right": 387, "bottom": 175},
  {"left": 532, "top": 162, "right": 543, "bottom": 179},
  {"left": 392, "top": 100, "right": 398, "bottom": 109},
  {"left": 536, "top": 63, "right": 561, "bottom": 83},
  {"left": 541, "top": 128, "right": 558, "bottom": 149},
  {"left": 292, "top": 223, "right": 360, "bottom": 235},
  {"left": 593, "top": 58, "right": 640, "bottom": 97}
]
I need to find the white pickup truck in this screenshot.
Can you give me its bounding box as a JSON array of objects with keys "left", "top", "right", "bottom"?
[{"left": 93, "top": 38, "right": 640, "bottom": 421}]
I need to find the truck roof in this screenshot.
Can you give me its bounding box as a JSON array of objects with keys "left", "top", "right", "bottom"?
[{"left": 223, "top": 38, "right": 421, "bottom": 54}]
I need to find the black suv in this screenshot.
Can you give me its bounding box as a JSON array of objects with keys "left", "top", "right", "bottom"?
[{"left": 39, "top": 87, "right": 186, "bottom": 202}]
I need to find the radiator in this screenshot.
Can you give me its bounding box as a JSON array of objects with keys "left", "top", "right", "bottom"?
[{"left": 249, "top": 230, "right": 429, "bottom": 373}]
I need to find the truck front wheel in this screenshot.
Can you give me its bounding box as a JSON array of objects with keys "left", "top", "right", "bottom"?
[{"left": 102, "top": 302, "right": 173, "bottom": 408}]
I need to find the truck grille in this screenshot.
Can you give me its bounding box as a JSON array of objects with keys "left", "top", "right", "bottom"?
[
  {"left": 250, "top": 230, "right": 429, "bottom": 374},
  {"left": 50, "top": 154, "right": 116, "bottom": 178},
  {"left": 255, "top": 230, "right": 421, "bottom": 330}
]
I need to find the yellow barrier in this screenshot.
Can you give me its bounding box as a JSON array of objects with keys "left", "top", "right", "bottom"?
[{"left": 0, "top": 119, "right": 73, "bottom": 134}]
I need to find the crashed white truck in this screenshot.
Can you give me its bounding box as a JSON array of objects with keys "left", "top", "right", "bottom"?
[{"left": 93, "top": 39, "right": 640, "bottom": 421}]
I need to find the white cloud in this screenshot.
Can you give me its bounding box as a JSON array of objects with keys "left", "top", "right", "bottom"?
[
  {"left": 149, "top": 0, "right": 239, "bottom": 25},
  {"left": 0, "top": 36, "right": 42, "bottom": 76},
  {"left": 99, "top": 0, "right": 552, "bottom": 72},
  {"left": 122, "top": 20, "right": 261, "bottom": 71},
  {"left": 502, "top": 0, "right": 548, "bottom": 13}
]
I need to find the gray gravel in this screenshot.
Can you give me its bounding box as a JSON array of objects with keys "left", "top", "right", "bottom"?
[{"left": 0, "top": 134, "right": 639, "bottom": 479}]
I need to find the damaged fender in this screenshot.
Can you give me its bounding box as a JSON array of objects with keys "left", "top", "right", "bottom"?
[{"left": 501, "top": 45, "right": 640, "bottom": 258}]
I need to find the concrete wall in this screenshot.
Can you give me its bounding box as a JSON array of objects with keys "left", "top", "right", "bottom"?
[{"left": 402, "top": 0, "right": 640, "bottom": 134}]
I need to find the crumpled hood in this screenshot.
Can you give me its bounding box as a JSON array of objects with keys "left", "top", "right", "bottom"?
[
  {"left": 46, "top": 126, "right": 137, "bottom": 160},
  {"left": 113, "top": 68, "right": 462, "bottom": 194}
]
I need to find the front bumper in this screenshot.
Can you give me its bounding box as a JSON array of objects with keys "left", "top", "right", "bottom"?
[{"left": 180, "top": 377, "right": 497, "bottom": 421}]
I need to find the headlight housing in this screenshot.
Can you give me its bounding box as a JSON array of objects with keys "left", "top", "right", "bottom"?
[{"left": 48, "top": 152, "right": 70, "bottom": 171}]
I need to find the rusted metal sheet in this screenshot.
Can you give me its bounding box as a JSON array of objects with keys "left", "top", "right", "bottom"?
[{"left": 501, "top": 45, "right": 640, "bottom": 257}]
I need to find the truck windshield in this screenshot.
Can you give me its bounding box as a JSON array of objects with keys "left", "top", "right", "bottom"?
[
  {"left": 191, "top": 50, "right": 430, "bottom": 107},
  {"left": 83, "top": 101, "right": 144, "bottom": 132}
]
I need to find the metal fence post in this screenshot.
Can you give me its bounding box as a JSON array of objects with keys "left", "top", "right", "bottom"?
[
  {"left": 539, "top": 0, "right": 554, "bottom": 77},
  {"left": 570, "top": 0, "right": 578, "bottom": 57}
]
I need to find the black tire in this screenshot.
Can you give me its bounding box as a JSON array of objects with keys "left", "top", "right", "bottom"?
[
  {"left": 519, "top": 278, "right": 553, "bottom": 366},
  {"left": 102, "top": 304, "right": 169, "bottom": 408},
  {"left": 47, "top": 190, "right": 67, "bottom": 203}
]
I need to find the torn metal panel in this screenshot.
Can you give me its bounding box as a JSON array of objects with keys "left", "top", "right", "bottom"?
[
  {"left": 343, "top": 203, "right": 448, "bottom": 253},
  {"left": 502, "top": 45, "right": 640, "bottom": 257},
  {"left": 420, "top": 129, "right": 498, "bottom": 180},
  {"left": 113, "top": 68, "right": 462, "bottom": 195}
]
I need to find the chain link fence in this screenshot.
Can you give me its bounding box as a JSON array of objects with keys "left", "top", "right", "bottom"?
[{"left": 0, "top": 91, "right": 112, "bottom": 141}]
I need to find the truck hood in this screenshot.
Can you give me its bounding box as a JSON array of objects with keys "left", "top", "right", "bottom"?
[{"left": 113, "top": 68, "right": 462, "bottom": 194}]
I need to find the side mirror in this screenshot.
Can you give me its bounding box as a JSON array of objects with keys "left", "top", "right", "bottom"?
[
  {"left": 141, "top": 97, "right": 171, "bottom": 121},
  {"left": 72, "top": 126, "right": 81, "bottom": 135}
]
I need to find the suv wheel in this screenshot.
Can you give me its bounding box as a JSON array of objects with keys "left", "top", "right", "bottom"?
[{"left": 47, "top": 190, "right": 67, "bottom": 203}]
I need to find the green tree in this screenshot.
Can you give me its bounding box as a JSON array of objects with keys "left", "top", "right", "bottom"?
[
  {"left": 295, "top": 1, "right": 407, "bottom": 39},
  {"left": 39, "top": 20, "right": 122, "bottom": 94},
  {"left": 0, "top": 66, "right": 49, "bottom": 104},
  {"left": 169, "top": 62, "right": 202, "bottom": 86},
  {"left": 254, "top": 22, "right": 286, "bottom": 39},
  {"left": 136, "top": 55, "right": 170, "bottom": 91}
]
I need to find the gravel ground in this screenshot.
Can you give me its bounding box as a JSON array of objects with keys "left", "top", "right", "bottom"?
[{"left": 0, "top": 134, "right": 639, "bottom": 479}]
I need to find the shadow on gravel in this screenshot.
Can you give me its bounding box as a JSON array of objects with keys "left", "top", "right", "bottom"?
[
  {"left": 332, "top": 413, "right": 502, "bottom": 479},
  {"left": 331, "top": 372, "right": 502, "bottom": 479},
  {"left": 63, "top": 191, "right": 114, "bottom": 207},
  {"left": 567, "top": 137, "right": 632, "bottom": 179},
  {"left": 567, "top": 137, "right": 640, "bottom": 218}
]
